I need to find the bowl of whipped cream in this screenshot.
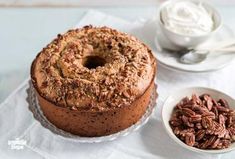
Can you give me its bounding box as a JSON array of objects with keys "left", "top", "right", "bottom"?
[{"left": 158, "top": 0, "right": 222, "bottom": 49}]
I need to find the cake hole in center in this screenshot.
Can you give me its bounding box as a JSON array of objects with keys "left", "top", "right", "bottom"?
[{"left": 82, "top": 56, "right": 106, "bottom": 69}]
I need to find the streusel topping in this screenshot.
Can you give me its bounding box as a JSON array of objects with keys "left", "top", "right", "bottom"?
[{"left": 31, "top": 26, "right": 156, "bottom": 111}]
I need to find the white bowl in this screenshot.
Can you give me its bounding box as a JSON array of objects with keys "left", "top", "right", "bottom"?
[
  {"left": 158, "top": 0, "right": 222, "bottom": 49},
  {"left": 162, "top": 87, "right": 235, "bottom": 154}
]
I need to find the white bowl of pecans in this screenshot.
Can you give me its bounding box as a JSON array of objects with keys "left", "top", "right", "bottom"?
[{"left": 162, "top": 87, "right": 235, "bottom": 154}]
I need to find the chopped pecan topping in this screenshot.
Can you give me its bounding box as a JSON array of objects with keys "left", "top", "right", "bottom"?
[{"left": 32, "top": 26, "right": 156, "bottom": 111}]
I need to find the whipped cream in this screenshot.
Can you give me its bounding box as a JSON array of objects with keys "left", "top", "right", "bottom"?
[{"left": 161, "top": 1, "right": 214, "bottom": 36}]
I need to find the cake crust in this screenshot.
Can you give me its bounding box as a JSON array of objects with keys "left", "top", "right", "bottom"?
[{"left": 35, "top": 74, "right": 156, "bottom": 136}]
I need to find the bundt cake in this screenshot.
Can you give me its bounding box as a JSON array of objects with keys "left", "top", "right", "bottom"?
[{"left": 31, "top": 25, "right": 157, "bottom": 137}]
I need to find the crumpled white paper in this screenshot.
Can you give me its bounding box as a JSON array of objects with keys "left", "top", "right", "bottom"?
[{"left": 1, "top": 10, "right": 235, "bottom": 159}]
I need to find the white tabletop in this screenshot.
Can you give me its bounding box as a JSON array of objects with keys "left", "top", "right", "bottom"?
[{"left": 0, "top": 4, "right": 235, "bottom": 158}]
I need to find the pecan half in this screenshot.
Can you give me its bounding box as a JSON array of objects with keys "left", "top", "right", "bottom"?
[
  {"left": 195, "top": 130, "right": 206, "bottom": 141},
  {"left": 185, "top": 133, "right": 195, "bottom": 146}
]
